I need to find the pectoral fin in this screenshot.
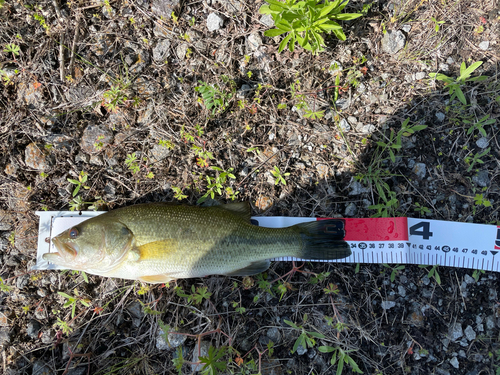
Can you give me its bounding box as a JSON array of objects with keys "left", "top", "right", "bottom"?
[
  {"left": 224, "top": 260, "right": 271, "bottom": 276},
  {"left": 135, "top": 240, "right": 178, "bottom": 261},
  {"left": 138, "top": 274, "right": 177, "bottom": 284}
]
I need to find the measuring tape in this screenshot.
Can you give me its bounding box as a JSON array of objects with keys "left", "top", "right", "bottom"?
[{"left": 34, "top": 211, "right": 500, "bottom": 272}]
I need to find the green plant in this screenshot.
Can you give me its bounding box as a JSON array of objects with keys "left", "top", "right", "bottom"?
[
  {"left": 318, "top": 345, "right": 363, "bottom": 374},
  {"left": 474, "top": 193, "right": 491, "bottom": 208},
  {"left": 175, "top": 285, "right": 212, "bottom": 305},
  {"left": 33, "top": 13, "right": 50, "bottom": 32},
  {"left": 414, "top": 203, "right": 431, "bottom": 215},
  {"left": 172, "top": 186, "right": 188, "bottom": 200},
  {"left": 125, "top": 152, "right": 141, "bottom": 174},
  {"left": 430, "top": 17, "right": 445, "bottom": 32},
  {"left": 382, "top": 264, "right": 405, "bottom": 282},
  {"left": 464, "top": 114, "right": 495, "bottom": 137},
  {"left": 197, "top": 167, "right": 236, "bottom": 204},
  {"left": 309, "top": 271, "right": 331, "bottom": 284},
  {"left": 472, "top": 269, "right": 485, "bottom": 282},
  {"left": 103, "top": 84, "right": 129, "bottom": 112},
  {"left": 199, "top": 346, "right": 227, "bottom": 375},
  {"left": 284, "top": 319, "right": 325, "bottom": 353},
  {"left": 259, "top": 0, "right": 362, "bottom": 54},
  {"left": 4, "top": 43, "right": 20, "bottom": 56},
  {"left": 0, "top": 277, "right": 12, "bottom": 293},
  {"left": 429, "top": 61, "right": 488, "bottom": 105},
  {"left": 58, "top": 290, "right": 91, "bottom": 319},
  {"left": 464, "top": 147, "right": 490, "bottom": 172},
  {"left": 54, "top": 317, "right": 73, "bottom": 335},
  {"left": 271, "top": 166, "right": 290, "bottom": 186},
  {"left": 67, "top": 171, "right": 90, "bottom": 197},
  {"left": 69, "top": 196, "right": 93, "bottom": 211},
  {"left": 195, "top": 80, "right": 233, "bottom": 114},
  {"left": 418, "top": 265, "right": 441, "bottom": 285}
]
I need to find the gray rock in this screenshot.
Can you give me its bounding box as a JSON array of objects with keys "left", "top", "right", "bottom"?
[
  {"left": 156, "top": 328, "right": 187, "bottom": 350},
  {"left": 449, "top": 323, "right": 463, "bottom": 342},
  {"left": 476, "top": 137, "right": 489, "bottom": 149},
  {"left": 356, "top": 83, "right": 366, "bottom": 93},
  {"left": 27, "top": 320, "right": 41, "bottom": 339},
  {"left": 464, "top": 274, "right": 476, "bottom": 284},
  {"left": 401, "top": 24, "right": 411, "bottom": 33},
  {"left": 435, "top": 112, "right": 445, "bottom": 122},
  {"left": 398, "top": 285, "right": 406, "bottom": 297},
  {"left": 218, "top": 0, "right": 244, "bottom": 14},
  {"left": 260, "top": 14, "right": 274, "bottom": 27},
  {"left": 344, "top": 202, "right": 357, "bottom": 217},
  {"left": 412, "top": 163, "right": 426, "bottom": 179},
  {"left": 267, "top": 327, "right": 281, "bottom": 344},
  {"left": 151, "top": 0, "right": 180, "bottom": 19},
  {"left": 25, "top": 143, "right": 51, "bottom": 171},
  {"left": 126, "top": 301, "right": 143, "bottom": 328},
  {"left": 381, "top": 301, "right": 396, "bottom": 310},
  {"left": 446, "top": 57, "right": 455, "bottom": 64},
  {"left": 240, "top": 338, "right": 254, "bottom": 352},
  {"left": 422, "top": 275, "right": 430, "bottom": 285},
  {"left": 176, "top": 43, "right": 189, "bottom": 59},
  {"left": 381, "top": 30, "right": 406, "bottom": 54},
  {"left": 0, "top": 210, "right": 15, "bottom": 231},
  {"left": 339, "top": 118, "right": 351, "bottom": 132},
  {"left": 150, "top": 143, "right": 171, "bottom": 162},
  {"left": 207, "top": 13, "right": 224, "bottom": 32},
  {"left": 0, "top": 328, "right": 10, "bottom": 346},
  {"left": 247, "top": 33, "right": 262, "bottom": 52},
  {"left": 472, "top": 170, "right": 490, "bottom": 187},
  {"left": 335, "top": 98, "right": 349, "bottom": 110},
  {"left": 361, "top": 124, "right": 376, "bottom": 134},
  {"left": 237, "top": 84, "right": 252, "bottom": 99},
  {"left": 349, "top": 181, "right": 369, "bottom": 195},
  {"left": 152, "top": 39, "right": 171, "bottom": 62},
  {"left": 449, "top": 356, "right": 459, "bottom": 369},
  {"left": 415, "top": 72, "right": 426, "bottom": 80},
  {"left": 485, "top": 315, "right": 495, "bottom": 330},
  {"left": 32, "top": 360, "right": 55, "bottom": 375},
  {"left": 478, "top": 41, "right": 489, "bottom": 51},
  {"left": 464, "top": 325, "right": 476, "bottom": 341},
  {"left": 296, "top": 344, "right": 307, "bottom": 355},
  {"left": 81, "top": 125, "right": 113, "bottom": 154},
  {"left": 41, "top": 329, "right": 53, "bottom": 344},
  {"left": 191, "top": 341, "right": 211, "bottom": 372}
]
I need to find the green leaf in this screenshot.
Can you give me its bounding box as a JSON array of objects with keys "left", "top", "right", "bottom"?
[
  {"left": 332, "top": 28, "right": 346, "bottom": 41},
  {"left": 318, "top": 21, "right": 342, "bottom": 31},
  {"left": 264, "top": 0, "right": 287, "bottom": 9},
  {"left": 333, "top": 12, "right": 363, "bottom": 21},
  {"left": 264, "top": 28, "right": 288, "bottom": 37},
  {"left": 458, "top": 61, "right": 482, "bottom": 81},
  {"left": 455, "top": 87, "right": 467, "bottom": 105},
  {"left": 279, "top": 33, "right": 293, "bottom": 53},
  {"left": 319, "top": 345, "right": 335, "bottom": 353}
]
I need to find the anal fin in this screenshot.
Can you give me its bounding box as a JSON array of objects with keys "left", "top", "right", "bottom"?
[
  {"left": 138, "top": 274, "right": 177, "bottom": 284},
  {"left": 224, "top": 260, "right": 271, "bottom": 276}
]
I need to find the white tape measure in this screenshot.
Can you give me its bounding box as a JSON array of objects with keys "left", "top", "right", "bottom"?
[{"left": 34, "top": 212, "right": 500, "bottom": 272}]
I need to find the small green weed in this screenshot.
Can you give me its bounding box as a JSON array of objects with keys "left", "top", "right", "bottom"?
[
  {"left": 54, "top": 317, "right": 73, "bottom": 335},
  {"left": 4, "top": 43, "right": 20, "bottom": 56},
  {"left": 175, "top": 285, "right": 212, "bottom": 305},
  {"left": 418, "top": 264, "right": 441, "bottom": 285},
  {"left": 0, "top": 277, "right": 12, "bottom": 293},
  {"left": 67, "top": 171, "right": 90, "bottom": 197},
  {"left": 429, "top": 61, "right": 488, "bottom": 105},
  {"left": 472, "top": 269, "right": 485, "bottom": 282},
  {"left": 318, "top": 345, "right": 363, "bottom": 374},
  {"left": 382, "top": 264, "right": 405, "bottom": 282},
  {"left": 464, "top": 147, "right": 490, "bottom": 172},
  {"left": 414, "top": 203, "right": 431, "bottom": 215},
  {"left": 197, "top": 166, "right": 237, "bottom": 204},
  {"left": 259, "top": 0, "right": 362, "bottom": 54},
  {"left": 271, "top": 166, "right": 290, "bottom": 186},
  {"left": 464, "top": 114, "right": 495, "bottom": 137},
  {"left": 58, "top": 290, "right": 91, "bottom": 318},
  {"left": 125, "top": 152, "right": 141, "bottom": 174},
  {"left": 285, "top": 318, "right": 325, "bottom": 353},
  {"left": 474, "top": 193, "right": 491, "bottom": 208},
  {"left": 195, "top": 80, "right": 234, "bottom": 114}
]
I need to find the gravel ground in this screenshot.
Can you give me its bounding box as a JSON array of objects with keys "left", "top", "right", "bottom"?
[{"left": 0, "top": 0, "right": 500, "bottom": 374}]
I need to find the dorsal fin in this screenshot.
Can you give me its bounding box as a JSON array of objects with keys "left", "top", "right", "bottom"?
[{"left": 220, "top": 202, "right": 252, "bottom": 222}]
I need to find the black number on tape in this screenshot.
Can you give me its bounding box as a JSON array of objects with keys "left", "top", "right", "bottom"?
[{"left": 409, "top": 221, "right": 433, "bottom": 240}]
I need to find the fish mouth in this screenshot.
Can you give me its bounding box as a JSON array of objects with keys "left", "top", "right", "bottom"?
[{"left": 45, "top": 237, "right": 78, "bottom": 264}]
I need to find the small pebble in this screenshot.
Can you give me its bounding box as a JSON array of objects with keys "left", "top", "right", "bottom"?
[
  {"left": 207, "top": 13, "right": 224, "bottom": 32},
  {"left": 435, "top": 112, "right": 445, "bottom": 122},
  {"left": 381, "top": 301, "right": 396, "bottom": 310},
  {"left": 476, "top": 137, "right": 489, "bottom": 149},
  {"left": 449, "top": 323, "right": 463, "bottom": 342},
  {"left": 478, "top": 41, "right": 489, "bottom": 51},
  {"left": 449, "top": 356, "right": 459, "bottom": 369},
  {"left": 464, "top": 325, "right": 476, "bottom": 341}
]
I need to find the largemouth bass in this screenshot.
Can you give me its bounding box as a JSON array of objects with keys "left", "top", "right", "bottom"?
[{"left": 44, "top": 203, "right": 351, "bottom": 283}]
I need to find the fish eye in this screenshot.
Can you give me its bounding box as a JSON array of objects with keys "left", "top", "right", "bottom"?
[{"left": 69, "top": 227, "right": 79, "bottom": 239}]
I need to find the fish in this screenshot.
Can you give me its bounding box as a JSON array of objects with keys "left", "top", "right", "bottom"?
[{"left": 43, "top": 202, "right": 351, "bottom": 284}]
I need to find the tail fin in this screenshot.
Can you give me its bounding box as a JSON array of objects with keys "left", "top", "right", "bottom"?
[{"left": 293, "top": 220, "right": 351, "bottom": 260}]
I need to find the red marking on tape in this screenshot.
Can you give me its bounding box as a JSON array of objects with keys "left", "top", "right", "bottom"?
[{"left": 318, "top": 217, "right": 408, "bottom": 241}]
